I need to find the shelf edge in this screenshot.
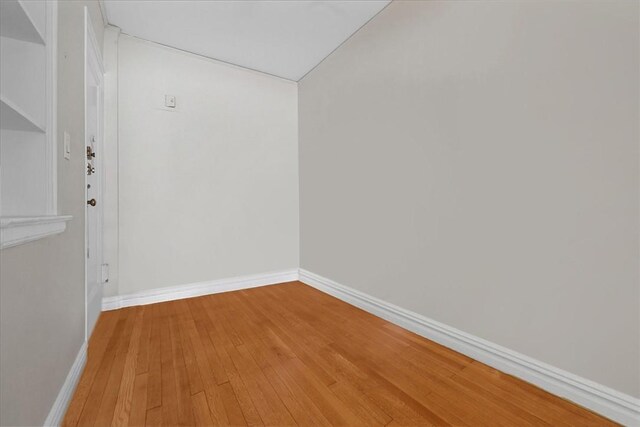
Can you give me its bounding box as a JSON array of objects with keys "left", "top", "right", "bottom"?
[{"left": 1, "top": 215, "right": 73, "bottom": 249}]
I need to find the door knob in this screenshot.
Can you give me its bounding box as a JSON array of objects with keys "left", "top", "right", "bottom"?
[
  {"left": 87, "top": 198, "right": 97, "bottom": 206},
  {"left": 87, "top": 164, "right": 95, "bottom": 175}
]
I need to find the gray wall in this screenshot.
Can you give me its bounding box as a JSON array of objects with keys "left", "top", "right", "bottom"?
[
  {"left": 299, "top": 0, "right": 639, "bottom": 397},
  {"left": 0, "top": 2, "right": 104, "bottom": 425}
]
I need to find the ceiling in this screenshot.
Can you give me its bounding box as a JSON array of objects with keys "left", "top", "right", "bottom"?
[{"left": 103, "top": 0, "right": 390, "bottom": 81}]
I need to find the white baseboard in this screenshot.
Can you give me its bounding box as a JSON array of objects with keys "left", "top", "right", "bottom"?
[
  {"left": 299, "top": 268, "right": 640, "bottom": 426},
  {"left": 102, "top": 269, "right": 299, "bottom": 311},
  {"left": 98, "top": 266, "right": 639, "bottom": 425},
  {"left": 43, "top": 341, "right": 87, "bottom": 427}
]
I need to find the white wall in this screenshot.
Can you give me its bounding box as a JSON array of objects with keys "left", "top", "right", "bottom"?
[
  {"left": 299, "top": 0, "right": 639, "bottom": 398},
  {"left": 110, "top": 35, "right": 299, "bottom": 297},
  {"left": 0, "top": 1, "right": 105, "bottom": 425}
]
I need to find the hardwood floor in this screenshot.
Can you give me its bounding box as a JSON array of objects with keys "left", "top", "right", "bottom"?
[{"left": 63, "top": 281, "right": 616, "bottom": 426}]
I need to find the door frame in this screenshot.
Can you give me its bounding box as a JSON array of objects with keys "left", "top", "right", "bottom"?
[{"left": 84, "top": 7, "right": 105, "bottom": 341}]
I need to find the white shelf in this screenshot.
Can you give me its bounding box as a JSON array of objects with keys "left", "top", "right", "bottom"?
[
  {"left": 0, "top": 1, "right": 60, "bottom": 245},
  {"left": 0, "top": 0, "right": 45, "bottom": 45},
  {"left": 1, "top": 215, "right": 73, "bottom": 249},
  {"left": 0, "top": 94, "right": 46, "bottom": 133}
]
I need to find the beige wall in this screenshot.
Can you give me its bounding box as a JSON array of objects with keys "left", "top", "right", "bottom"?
[
  {"left": 299, "top": 0, "right": 639, "bottom": 397},
  {"left": 111, "top": 35, "right": 299, "bottom": 297},
  {"left": 0, "top": 1, "right": 104, "bottom": 425}
]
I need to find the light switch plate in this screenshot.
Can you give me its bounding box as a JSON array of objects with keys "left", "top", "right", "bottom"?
[
  {"left": 165, "top": 94, "right": 176, "bottom": 108},
  {"left": 63, "top": 131, "right": 71, "bottom": 160}
]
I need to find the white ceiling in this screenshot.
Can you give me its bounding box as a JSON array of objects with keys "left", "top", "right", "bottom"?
[{"left": 103, "top": 0, "right": 390, "bottom": 81}]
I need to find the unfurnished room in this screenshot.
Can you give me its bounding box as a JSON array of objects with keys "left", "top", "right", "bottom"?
[{"left": 0, "top": 0, "right": 639, "bottom": 426}]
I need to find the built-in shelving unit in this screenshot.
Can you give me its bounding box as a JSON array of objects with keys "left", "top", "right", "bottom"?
[{"left": 0, "top": 0, "right": 69, "bottom": 249}]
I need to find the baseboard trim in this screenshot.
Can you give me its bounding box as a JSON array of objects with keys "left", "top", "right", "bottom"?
[
  {"left": 299, "top": 268, "right": 640, "bottom": 426},
  {"left": 43, "top": 341, "right": 87, "bottom": 426},
  {"left": 102, "top": 269, "right": 299, "bottom": 311}
]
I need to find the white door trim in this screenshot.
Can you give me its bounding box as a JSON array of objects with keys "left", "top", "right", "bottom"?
[{"left": 84, "top": 6, "right": 105, "bottom": 341}]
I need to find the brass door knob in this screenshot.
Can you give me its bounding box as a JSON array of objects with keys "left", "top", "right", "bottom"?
[{"left": 87, "top": 198, "right": 97, "bottom": 206}]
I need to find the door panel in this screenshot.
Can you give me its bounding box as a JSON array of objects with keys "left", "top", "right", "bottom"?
[
  {"left": 86, "top": 77, "right": 102, "bottom": 338},
  {"left": 85, "top": 9, "right": 104, "bottom": 340}
]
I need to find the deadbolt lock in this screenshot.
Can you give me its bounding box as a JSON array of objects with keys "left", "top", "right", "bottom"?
[{"left": 86, "top": 146, "right": 96, "bottom": 159}]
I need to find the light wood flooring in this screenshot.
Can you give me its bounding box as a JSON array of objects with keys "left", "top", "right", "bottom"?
[{"left": 63, "top": 281, "right": 616, "bottom": 426}]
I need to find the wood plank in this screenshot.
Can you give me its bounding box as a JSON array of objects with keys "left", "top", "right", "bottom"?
[
  {"left": 189, "top": 297, "right": 263, "bottom": 426},
  {"left": 135, "top": 305, "right": 153, "bottom": 375},
  {"left": 160, "top": 304, "right": 179, "bottom": 426},
  {"left": 219, "top": 380, "right": 249, "bottom": 426},
  {"left": 225, "top": 339, "right": 296, "bottom": 425},
  {"left": 128, "top": 373, "right": 148, "bottom": 426},
  {"left": 188, "top": 296, "right": 229, "bottom": 385},
  {"left": 93, "top": 307, "right": 141, "bottom": 426},
  {"left": 112, "top": 308, "right": 146, "bottom": 426},
  {"left": 62, "top": 309, "right": 122, "bottom": 427},
  {"left": 182, "top": 298, "right": 230, "bottom": 424},
  {"left": 145, "top": 303, "right": 162, "bottom": 410},
  {"left": 175, "top": 300, "right": 204, "bottom": 396},
  {"left": 75, "top": 309, "right": 136, "bottom": 426},
  {"left": 200, "top": 293, "right": 295, "bottom": 426},
  {"left": 168, "top": 311, "right": 195, "bottom": 426},
  {"left": 144, "top": 406, "right": 162, "bottom": 426},
  {"left": 192, "top": 392, "right": 215, "bottom": 426}
]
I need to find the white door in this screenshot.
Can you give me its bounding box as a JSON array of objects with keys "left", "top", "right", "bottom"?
[{"left": 85, "top": 8, "right": 104, "bottom": 339}]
